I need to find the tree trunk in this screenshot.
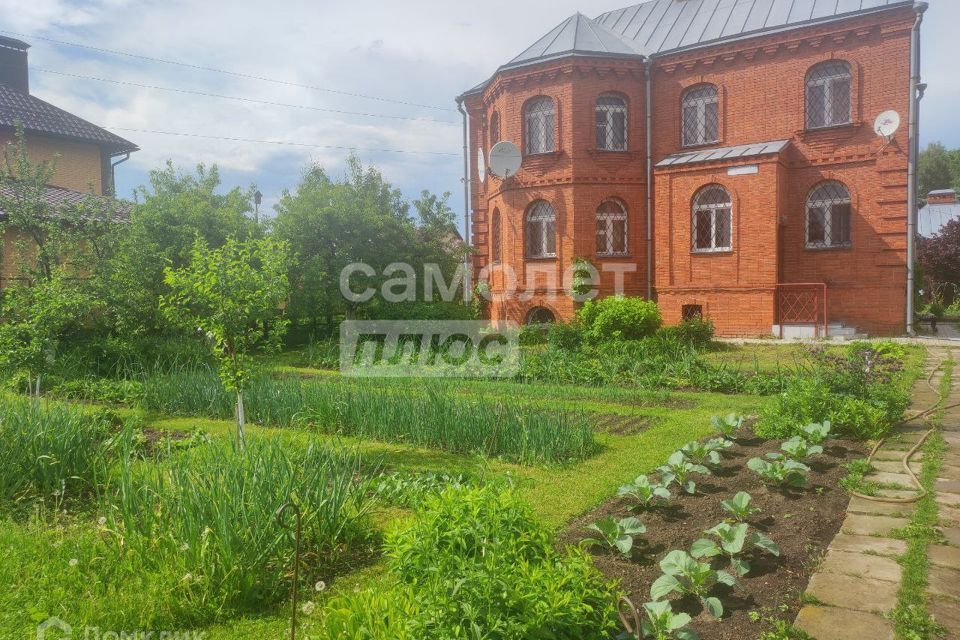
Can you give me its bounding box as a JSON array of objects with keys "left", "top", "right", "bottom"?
[{"left": 236, "top": 391, "right": 247, "bottom": 449}]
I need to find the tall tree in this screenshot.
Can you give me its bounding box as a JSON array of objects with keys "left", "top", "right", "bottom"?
[{"left": 918, "top": 142, "right": 956, "bottom": 203}]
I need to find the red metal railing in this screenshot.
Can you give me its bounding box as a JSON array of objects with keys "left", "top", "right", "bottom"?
[{"left": 776, "top": 283, "right": 828, "bottom": 339}]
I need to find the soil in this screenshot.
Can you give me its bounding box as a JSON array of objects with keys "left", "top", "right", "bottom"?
[
  {"left": 560, "top": 430, "right": 866, "bottom": 640},
  {"left": 593, "top": 414, "right": 658, "bottom": 435}
]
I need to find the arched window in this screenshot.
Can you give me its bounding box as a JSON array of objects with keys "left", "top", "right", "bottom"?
[
  {"left": 525, "top": 200, "right": 557, "bottom": 258},
  {"left": 806, "top": 61, "right": 852, "bottom": 129},
  {"left": 491, "top": 208, "right": 502, "bottom": 263},
  {"left": 806, "top": 181, "right": 852, "bottom": 248},
  {"left": 692, "top": 185, "right": 732, "bottom": 252},
  {"left": 524, "top": 97, "right": 555, "bottom": 155},
  {"left": 681, "top": 85, "right": 719, "bottom": 147},
  {"left": 596, "top": 94, "right": 627, "bottom": 151},
  {"left": 526, "top": 307, "right": 556, "bottom": 325},
  {"left": 596, "top": 199, "right": 628, "bottom": 256},
  {"left": 490, "top": 111, "right": 501, "bottom": 146}
]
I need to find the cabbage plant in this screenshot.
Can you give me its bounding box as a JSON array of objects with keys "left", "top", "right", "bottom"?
[
  {"left": 710, "top": 414, "right": 744, "bottom": 440},
  {"left": 658, "top": 452, "right": 709, "bottom": 495},
  {"left": 680, "top": 441, "right": 721, "bottom": 468},
  {"left": 720, "top": 491, "right": 761, "bottom": 523},
  {"left": 650, "top": 550, "right": 736, "bottom": 619},
  {"left": 748, "top": 456, "right": 809, "bottom": 488},
  {"left": 618, "top": 475, "right": 671, "bottom": 510},
  {"left": 582, "top": 516, "right": 646, "bottom": 558},
  {"left": 801, "top": 421, "right": 832, "bottom": 445},
  {"left": 640, "top": 600, "right": 700, "bottom": 640},
  {"left": 691, "top": 522, "right": 779, "bottom": 577},
  {"left": 780, "top": 436, "right": 823, "bottom": 461}
]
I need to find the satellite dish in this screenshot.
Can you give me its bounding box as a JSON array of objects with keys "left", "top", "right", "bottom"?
[
  {"left": 477, "top": 147, "right": 486, "bottom": 183},
  {"left": 874, "top": 110, "right": 901, "bottom": 140},
  {"left": 489, "top": 141, "right": 522, "bottom": 179}
]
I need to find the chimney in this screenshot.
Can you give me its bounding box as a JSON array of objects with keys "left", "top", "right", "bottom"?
[
  {"left": 928, "top": 189, "right": 958, "bottom": 206},
  {"left": 0, "top": 36, "right": 29, "bottom": 94}
]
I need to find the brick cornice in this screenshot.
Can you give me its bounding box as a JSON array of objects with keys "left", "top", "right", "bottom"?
[{"left": 478, "top": 58, "right": 645, "bottom": 108}]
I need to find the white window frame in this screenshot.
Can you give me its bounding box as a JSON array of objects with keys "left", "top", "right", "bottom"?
[
  {"left": 691, "top": 186, "right": 733, "bottom": 253},
  {"left": 524, "top": 98, "right": 555, "bottom": 155},
  {"left": 806, "top": 62, "right": 852, "bottom": 130},
  {"left": 681, "top": 85, "right": 720, "bottom": 148},
  {"left": 596, "top": 199, "right": 628, "bottom": 256},
  {"left": 525, "top": 201, "right": 557, "bottom": 259},
  {"left": 805, "top": 182, "right": 852, "bottom": 249},
  {"left": 595, "top": 95, "right": 628, "bottom": 151}
]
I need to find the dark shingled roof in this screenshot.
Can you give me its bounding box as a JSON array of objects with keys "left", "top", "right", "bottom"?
[
  {"left": 0, "top": 83, "right": 138, "bottom": 154},
  {"left": 0, "top": 183, "right": 131, "bottom": 223}
]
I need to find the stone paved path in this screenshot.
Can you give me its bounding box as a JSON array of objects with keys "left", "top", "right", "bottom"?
[{"left": 795, "top": 347, "right": 960, "bottom": 640}]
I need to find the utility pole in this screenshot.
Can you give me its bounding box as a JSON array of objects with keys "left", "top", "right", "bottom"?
[{"left": 254, "top": 190, "right": 263, "bottom": 225}]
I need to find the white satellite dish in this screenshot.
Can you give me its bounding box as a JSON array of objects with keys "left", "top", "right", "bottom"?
[
  {"left": 874, "top": 110, "right": 901, "bottom": 140},
  {"left": 488, "top": 141, "right": 522, "bottom": 179},
  {"left": 477, "top": 147, "right": 486, "bottom": 183}
]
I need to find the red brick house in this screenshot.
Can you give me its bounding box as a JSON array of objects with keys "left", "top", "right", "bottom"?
[{"left": 458, "top": 0, "right": 928, "bottom": 337}]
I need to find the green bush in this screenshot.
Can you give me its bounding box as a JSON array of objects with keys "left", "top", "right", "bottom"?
[
  {"left": 319, "top": 486, "right": 618, "bottom": 639},
  {"left": 547, "top": 321, "right": 586, "bottom": 351},
  {"left": 578, "top": 296, "right": 662, "bottom": 342},
  {"left": 51, "top": 377, "right": 145, "bottom": 404},
  {"left": 657, "top": 317, "right": 715, "bottom": 349}
]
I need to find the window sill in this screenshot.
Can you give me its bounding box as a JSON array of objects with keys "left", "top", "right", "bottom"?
[
  {"left": 681, "top": 140, "right": 722, "bottom": 151},
  {"left": 691, "top": 248, "right": 734, "bottom": 255},
  {"left": 596, "top": 253, "right": 632, "bottom": 259},
  {"left": 804, "top": 244, "right": 852, "bottom": 252},
  {"left": 525, "top": 255, "right": 558, "bottom": 262}
]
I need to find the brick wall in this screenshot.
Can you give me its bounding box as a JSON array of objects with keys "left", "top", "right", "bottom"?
[
  {"left": 0, "top": 132, "right": 105, "bottom": 194},
  {"left": 465, "top": 5, "right": 915, "bottom": 336}
]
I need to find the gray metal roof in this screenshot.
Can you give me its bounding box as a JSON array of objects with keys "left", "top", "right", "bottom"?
[
  {"left": 504, "top": 13, "right": 645, "bottom": 70},
  {"left": 0, "top": 83, "right": 138, "bottom": 154},
  {"left": 656, "top": 139, "right": 789, "bottom": 167},
  {"left": 929, "top": 189, "right": 957, "bottom": 197},
  {"left": 595, "top": 0, "right": 914, "bottom": 56},
  {"left": 919, "top": 202, "right": 960, "bottom": 239},
  {"left": 0, "top": 183, "right": 131, "bottom": 223}
]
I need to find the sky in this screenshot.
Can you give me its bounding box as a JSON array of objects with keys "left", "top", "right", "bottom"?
[{"left": 1, "top": 0, "right": 958, "bottom": 231}]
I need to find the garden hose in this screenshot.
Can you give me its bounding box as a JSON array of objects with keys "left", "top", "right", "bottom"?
[{"left": 847, "top": 356, "right": 956, "bottom": 504}]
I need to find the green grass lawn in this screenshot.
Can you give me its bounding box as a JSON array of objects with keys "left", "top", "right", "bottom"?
[{"left": 0, "top": 369, "right": 768, "bottom": 639}]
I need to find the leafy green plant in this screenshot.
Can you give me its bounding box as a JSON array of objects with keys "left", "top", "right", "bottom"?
[
  {"left": 680, "top": 441, "right": 721, "bottom": 468},
  {"left": 618, "top": 475, "right": 671, "bottom": 510},
  {"left": 780, "top": 436, "right": 823, "bottom": 461},
  {"left": 801, "top": 421, "right": 832, "bottom": 445},
  {"left": 711, "top": 414, "right": 744, "bottom": 440},
  {"left": 650, "top": 550, "right": 737, "bottom": 619},
  {"left": 582, "top": 516, "right": 646, "bottom": 558},
  {"left": 705, "top": 437, "right": 733, "bottom": 455},
  {"left": 748, "top": 457, "right": 809, "bottom": 488},
  {"left": 658, "top": 451, "right": 709, "bottom": 495},
  {"left": 691, "top": 522, "right": 779, "bottom": 576},
  {"left": 578, "top": 296, "right": 662, "bottom": 342},
  {"left": 639, "top": 600, "right": 700, "bottom": 640},
  {"left": 721, "top": 492, "right": 761, "bottom": 523}
]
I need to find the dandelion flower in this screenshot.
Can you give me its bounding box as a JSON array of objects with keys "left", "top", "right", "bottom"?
[
  {"left": 301, "top": 601, "right": 316, "bottom": 615},
  {"left": 68, "top": 558, "right": 78, "bottom": 567},
  {"left": 180, "top": 543, "right": 190, "bottom": 552},
  {"left": 97, "top": 517, "right": 107, "bottom": 527},
  {"left": 315, "top": 581, "right": 326, "bottom": 593}
]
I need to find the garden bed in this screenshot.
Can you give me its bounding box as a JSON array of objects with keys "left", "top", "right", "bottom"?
[{"left": 560, "top": 430, "right": 866, "bottom": 640}]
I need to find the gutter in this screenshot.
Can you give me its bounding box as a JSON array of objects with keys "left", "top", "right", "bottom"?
[
  {"left": 905, "top": 1, "right": 928, "bottom": 335},
  {"left": 109, "top": 152, "right": 131, "bottom": 198},
  {"left": 645, "top": 61, "right": 654, "bottom": 300},
  {"left": 456, "top": 99, "right": 471, "bottom": 299}
]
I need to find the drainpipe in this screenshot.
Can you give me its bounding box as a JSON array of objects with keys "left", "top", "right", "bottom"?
[
  {"left": 645, "top": 59, "right": 654, "bottom": 300},
  {"left": 905, "top": 1, "right": 928, "bottom": 335},
  {"left": 457, "top": 99, "right": 472, "bottom": 300},
  {"left": 109, "top": 152, "right": 131, "bottom": 197}
]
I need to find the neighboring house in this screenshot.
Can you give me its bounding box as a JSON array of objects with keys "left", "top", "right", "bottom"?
[
  {"left": 919, "top": 189, "right": 960, "bottom": 239},
  {"left": 0, "top": 35, "right": 138, "bottom": 285},
  {"left": 459, "top": 0, "right": 927, "bottom": 337}
]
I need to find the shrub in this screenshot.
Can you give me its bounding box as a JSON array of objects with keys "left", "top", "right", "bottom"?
[
  {"left": 51, "top": 377, "right": 145, "bottom": 404},
  {"left": 658, "top": 317, "right": 715, "bottom": 349},
  {"left": 578, "top": 296, "right": 662, "bottom": 342},
  {"left": 320, "top": 486, "right": 618, "bottom": 639},
  {"left": 102, "top": 437, "right": 374, "bottom": 619},
  {"left": 548, "top": 321, "right": 586, "bottom": 351},
  {"left": 0, "top": 399, "right": 118, "bottom": 505}
]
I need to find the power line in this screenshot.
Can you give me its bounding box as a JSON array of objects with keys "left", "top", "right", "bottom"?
[
  {"left": 1, "top": 29, "right": 456, "bottom": 112},
  {"left": 32, "top": 66, "right": 459, "bottom": 125},
  {"left": 107, "top": 127, "right": 460, "bottom": 157}
]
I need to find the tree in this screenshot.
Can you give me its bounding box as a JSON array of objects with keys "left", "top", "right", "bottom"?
[
  {"left": 0, "top": 269, "right": 88, "bottom": 395},
  {"left": 918, "top": 218, "right": 960, "bottom": 287},
  {"left": 161, "top": 237, "right": 290, "bottom": 446},
  {"left": 919, "top": 142, "right": 958, "bottom": 203}
]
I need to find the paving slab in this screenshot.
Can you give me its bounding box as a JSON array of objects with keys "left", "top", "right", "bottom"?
[
  {"left": 805, "top": 572, "right": 899, "bottom": 612},
  {"left": 871, "top": 460, "right": 923, "bottom": 475},
  {"left": 928, "top": 544, "right": 960, "bottom": 570},
  {"left": 828, "top": 533, "right": 907, "bottom": 557},
  {"left": 928, "top": 566, "right": 960, "bottom": 600},
  {"left": 930, "top": 596, "right": 960, "bottom": 638},
  {"left": 937, "top": 492, "right": 960, "bottom": 508},
  {"left": 819, "top": 549, "right": 902, "bottom": 583},
  {"left": 942, "top": 528, "right": 960, "bottom": 547},
  {"left": 794, "top": 606, "right": 894, "bottom": 640},
  {"left": 867, "top": 471, "right": 918, "bottom": 488},
  {"left": 846, "top": 497, "right": 916, "bottom": 518},
  {"left": 940, "top": 505, "right": 960, "bottom": 527},
  {"left": 841, "top": 514, "right": 911, "bottom": 537},
  {"left": 935, "top": 479, "right": 960, "bottom": 494}
]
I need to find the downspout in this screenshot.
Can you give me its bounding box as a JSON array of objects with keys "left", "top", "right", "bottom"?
[
  {"left": 109, "top": 152, "right": 131, "bottom": 197},
  {"left": 457, "top": 99, "right": 472, "bottom": 299},
  {"left": 905, "top": 1, "right": 928, "bottom": 335},
  {"left": 645, "top": 57, "right": 654, "bottom": 300}
]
